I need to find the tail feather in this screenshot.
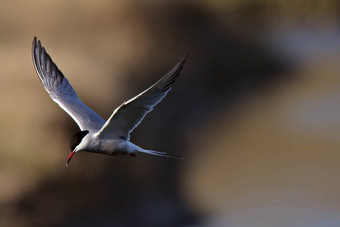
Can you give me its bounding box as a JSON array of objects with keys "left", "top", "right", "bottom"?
[
  {"left": 138, "top": 149, "right": 184, "bottom": 160},
  {"left": 146, "top": 150, "right": 167, "bottom": 155}
]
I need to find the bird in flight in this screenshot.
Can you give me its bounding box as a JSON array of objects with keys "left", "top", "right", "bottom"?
[{"left": 32, "top": 37, "right": 185, "bottom": 166}]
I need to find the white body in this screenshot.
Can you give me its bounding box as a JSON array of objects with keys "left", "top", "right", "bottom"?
[{"left": 80, "top": 133, "right": 140, "bottom": 156}]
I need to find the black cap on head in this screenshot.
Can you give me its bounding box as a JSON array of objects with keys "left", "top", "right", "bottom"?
[{"left": 70, "top": 130, "right": 89, "bottom": 151}]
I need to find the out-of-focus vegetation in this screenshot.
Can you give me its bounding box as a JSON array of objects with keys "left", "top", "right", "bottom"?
[{"left": 0, "top": 0, "right": 340, "bottom": 226}]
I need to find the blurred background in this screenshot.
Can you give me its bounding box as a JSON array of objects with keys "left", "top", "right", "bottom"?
[{"left": 0, "top": 0, "right": 340, "bottom": 226}]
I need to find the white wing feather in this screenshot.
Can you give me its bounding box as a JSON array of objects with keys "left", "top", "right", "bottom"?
[
  {"left": 32, "top": 37, "right": 105, "bottom": 131},
  {"left": 98, "top": 58, "right": 185, "bottom": 139}
]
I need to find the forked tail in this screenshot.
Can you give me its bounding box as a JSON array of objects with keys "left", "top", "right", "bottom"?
[{"left": 137, "top": 149, "right": 184, "bottom": 160}]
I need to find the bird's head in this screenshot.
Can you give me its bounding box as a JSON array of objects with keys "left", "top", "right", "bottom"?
[{"left": 67, "top": 130, "right": 89, "bottom": 166}]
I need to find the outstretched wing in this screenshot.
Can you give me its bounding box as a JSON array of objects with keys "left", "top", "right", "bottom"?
[
  {"left": 32, "top": 37, "right": 105, "bottom": 131},
  {"left": 98, "top": 58, "right": 185, "bottom": 139}
]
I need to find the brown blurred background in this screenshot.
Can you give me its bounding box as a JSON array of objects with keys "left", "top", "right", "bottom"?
[{"left": 0, "top": 0, "right": 340, "bottom": 226}]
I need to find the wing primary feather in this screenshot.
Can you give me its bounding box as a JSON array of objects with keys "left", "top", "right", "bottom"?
[{"left": 32, "top": 38, "right": 43, "bottom": 83}]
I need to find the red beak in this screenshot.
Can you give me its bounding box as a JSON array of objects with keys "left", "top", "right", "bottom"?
[{"left": 66, "top": 150, "right": 76, "bottom": 166}]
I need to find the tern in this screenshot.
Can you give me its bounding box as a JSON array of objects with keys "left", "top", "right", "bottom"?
[{"left": 32, "top": 37, "right": 185, "bottom": 165}]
